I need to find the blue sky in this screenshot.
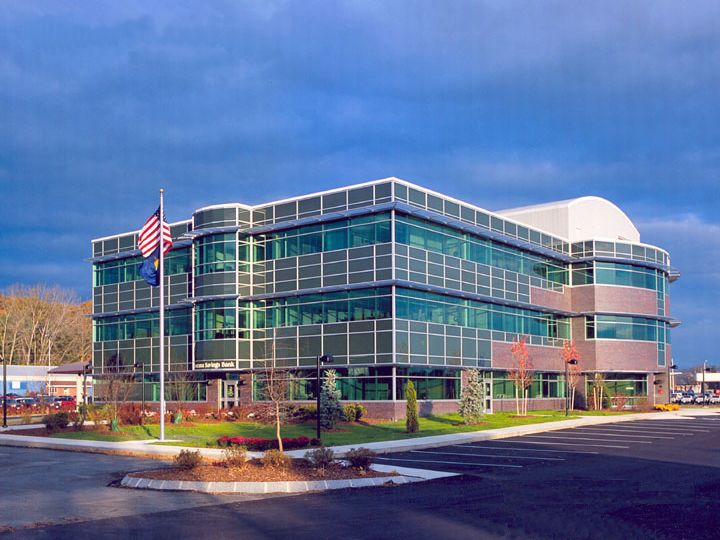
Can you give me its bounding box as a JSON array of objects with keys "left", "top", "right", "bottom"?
[{"left": 1, "top": 1, "right": 718, "bottom": 367}]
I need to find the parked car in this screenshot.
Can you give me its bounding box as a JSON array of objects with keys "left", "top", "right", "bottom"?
[
  {"left": 54, "top": 396, "right": 76, "bottom": 410},
  {"left": 708, "top": 394, "right": 720, "bottom": 405},
  {"left": 1, "top": 398, "right": 21, "bottom": 410},
  {"left": 35, "top": 395, "right": 58, "bottom": 407},
  {"left": 15, "top": 397, "right": 36, "bottom": 408},
  {"left": 694, "top": 394, "right": 706, "bottom": 405},
  {"left": 670, "top": 392, "right": 683, "bottom": 404},
  {"left": 679, "top": 393, "right": 695, "bottom": 404}
]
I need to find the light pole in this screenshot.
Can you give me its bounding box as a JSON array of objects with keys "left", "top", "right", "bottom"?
[
  {"left": 565, "top": 358, "right": 578, "bottom": 417},
  {"left": 2, "top": 355, "right": 7, "bottom": 428},
  {"left": 316, "top": 354, "right": 333, "bottom": 440},
  {"left": 667, "top": 363, "right": 677, "bottom": 404},
  {"left": 133, "top": 362, "right": 146, "bottom": 416},
  {"left": 702, "top": 361, "right": 711, "bottom": 407}
]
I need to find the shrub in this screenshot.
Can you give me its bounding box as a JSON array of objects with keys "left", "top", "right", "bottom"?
[
  {"left": 320, "top": 369, "right": 345, "bottom": 429},
  {"left": 286, "top": 405, "right": 316, "bottom": 423},
  {"left": 262, "top": 449, "right": 291, "bottom": 470},
  {"left": 118, "top": 404, "right": 143, "bottom": 426},
  {"left": 86, "top": 404, "right": 111, "bottom": 428},
  {"left": 354, "top": 403, "right": 366, "bottom": 421},
  {"left": 346, "top": 448, "right": 376, "bottom": 471},
  {"left": 305, "top": 447, "right": 335, "bottom": 472},
  {"left": 222, "top": 445, "right": 248, "bottom": 469},
  {"left": 405, "top": 381, "right": 419, "bottom": 433},
  {"left": 43, "top": 412, "right": 70, "bottom": 432},
  {"left": 654, "top": 403, "right": 680, "bottom": 412},
  {"left": 174, "top": 449, "right": 203, "bottom": 470},
  {"left": 217, "top": 435, "right": 312, "bottom": 451},
  {"left": 343, "top": 404, "right": 358, "bottom": 422},
  {"left": 343, "top": 403, "right": 367, "bottom": 422}
]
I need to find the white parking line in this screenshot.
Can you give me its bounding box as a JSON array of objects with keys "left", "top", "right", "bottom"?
[
  {"left": 588, "top": 426, "right": 695, "bottom": 435},
  {"left": 375, "top": 457, "right": 523, "bottom": 468},
  {"left": 453, "top": 444, "right": 599, "bottom": 455},
  {"left": 628, "top": 422, "right": 709, "bottom": 432},
  {"left": 521, "top": 435, "right": 652, "bottom": 444},
  {"left": 411, "top": 450, "right": 564, "bottom": 461},
  {"left": 657, "top": 421, "right": 720, "bottom": 428},
  {"left": 502, "top": 440, "right": 630, "bottom": 449},
  {"left": 566, "top": 429, "right": 675, "bottom": 439},
  {"left": 578, "top": 426, "right": 693, "bottom": 435}
]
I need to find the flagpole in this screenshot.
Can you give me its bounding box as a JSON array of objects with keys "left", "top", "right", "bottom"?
[{"left": 159, "top": 188, "right": 166, "bottom": 442}]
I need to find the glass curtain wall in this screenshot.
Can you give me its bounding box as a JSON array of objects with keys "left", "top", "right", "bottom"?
[
  {"left": 93, "top": 247, "right": 190, "bottom": 286},
  {"left": 255, "top": 213, "right": 391, "bottom": 260},
  {"left": 395, "top": 214, "right": 568, "bottom": 286},
  {"left": 252, "top": 366, "right": 460, "bottom": 401},
  {"left": 396, "top": 288, "right": 570, "bottom": 340}
]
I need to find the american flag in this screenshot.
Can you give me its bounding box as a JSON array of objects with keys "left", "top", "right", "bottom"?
[{"left": 138, "top": 206, "right": 173, "bottom": 257}]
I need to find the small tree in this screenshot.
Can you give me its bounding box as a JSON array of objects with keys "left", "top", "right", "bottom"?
[
  {"left": 405, "top": 380, "right": 419, "bottom": 433},
  {"left": 507, "top": 337, "right": 535, "bottom": 416},
  {"left": 95, "top": 356, "right": 134, "bottom": 431},
  {"left": 261, "top": 343, "right": 290, "bottom": 452},
  {"left": 320, "top": 369, "right": 344, "bottom": 430},
  {"left": 591, "top": 373, "right": 606, "bottom": 411},
  {"left": 458, "top": 369, "right": 485, "bottom": 424},
  {"left": 561, "top": 340, "right": 582, "bottom": 411}
]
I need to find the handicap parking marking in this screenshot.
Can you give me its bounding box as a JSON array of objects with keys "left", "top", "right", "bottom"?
[
  {"left": 410, "top": 450, "right": 565, "bottom": 461},
  {"left": 375, "top": 456, "right": 524, "bottom": 469},
  {"left": 565, "top": 428, "right": 675, "bottom": 439},
  {"left": 455, "top": 444, "right": 600, "bottom": 455}
]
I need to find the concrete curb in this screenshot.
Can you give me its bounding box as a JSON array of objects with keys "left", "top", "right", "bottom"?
[
  {"left": 1, "top": 408, "right": 717, "bottom": 459},
  {"left": 119, "top": 463, "right": 456, "bottom": 494}
]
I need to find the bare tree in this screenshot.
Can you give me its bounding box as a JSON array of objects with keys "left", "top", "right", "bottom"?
[
  {"left": 259, "top": 342, "right": 290, "bottom": 452},
  {"left": 0, "top": 285, "right": 90, "bottom": 366},
  {"left": 167, "top": 371, "right": 199, "bottom": 403},
  {"left": 507, "top": 336, "right": 534, "bottom": 416},
  {"left": 95, "top": 356, "right": 134, "bottom": 429},
  {"left": 0, "top": 290, "right": 23, "bottom": 362}
]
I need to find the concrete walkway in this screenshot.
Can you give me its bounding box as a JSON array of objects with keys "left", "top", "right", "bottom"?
[{"left": 0, "top": 408, "right": 717, "bottom": 460}]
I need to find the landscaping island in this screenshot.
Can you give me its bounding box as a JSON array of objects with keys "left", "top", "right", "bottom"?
[{"left": 15, "top": 410, "right": 634, "bottom": 447}]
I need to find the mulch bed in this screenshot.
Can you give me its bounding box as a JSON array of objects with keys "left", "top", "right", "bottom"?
[
  {"left": 4, "top": 428, "right": 53, "bottom": 437},
  {"left": 130, "top": 460, "right": 396, "bottom": 482}
]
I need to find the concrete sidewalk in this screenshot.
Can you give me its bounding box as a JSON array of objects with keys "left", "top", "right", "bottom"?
[{"left": 0, "top": 408, "right": 717, "bottom": 460}]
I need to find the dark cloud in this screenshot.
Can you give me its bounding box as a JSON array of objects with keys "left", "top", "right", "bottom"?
[{"left": 1, "top": 0, "right": 718, "bottom": 366}]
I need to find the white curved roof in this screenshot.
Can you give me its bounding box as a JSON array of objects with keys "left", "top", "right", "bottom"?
[{"left": 497, "top": 196, "right": 640, "bottom": 243}]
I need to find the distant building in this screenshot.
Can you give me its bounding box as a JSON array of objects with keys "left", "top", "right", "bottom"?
[
  {"left": 90, "top": 178, "right": 679, "bottom": 417},
  {"left": 2, "top": 364, "right": 92, "bottom": 400}
]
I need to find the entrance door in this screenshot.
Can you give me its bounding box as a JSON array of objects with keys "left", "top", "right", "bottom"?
[
  {"left": 222, "top": 380, "right": 239, "bottom": 409},
  {"left": 484, "top": 379, "right": 493, "bottom": 413}
]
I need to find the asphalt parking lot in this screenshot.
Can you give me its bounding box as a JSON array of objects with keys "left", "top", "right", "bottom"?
[
  {"left": 0, "top": 447, "right": 276, "bottom": 532},
  {"left": 374, "top": 415, "right": 720, "bottom": 474},
  {"left": 2, "top": 415, "right": 719, "bottom": 539}
]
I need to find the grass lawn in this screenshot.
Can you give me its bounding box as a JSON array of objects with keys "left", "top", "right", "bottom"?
[{"left": 61, "top": 409, "right": 627, "bottom": 448}]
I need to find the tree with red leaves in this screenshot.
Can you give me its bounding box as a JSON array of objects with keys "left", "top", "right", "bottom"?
[
  {"left": 561, "top": 340, "right": 582, "bottom": 412},
  {"left": 508, "top": 336, "right": 535, "bottom": 416}
]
